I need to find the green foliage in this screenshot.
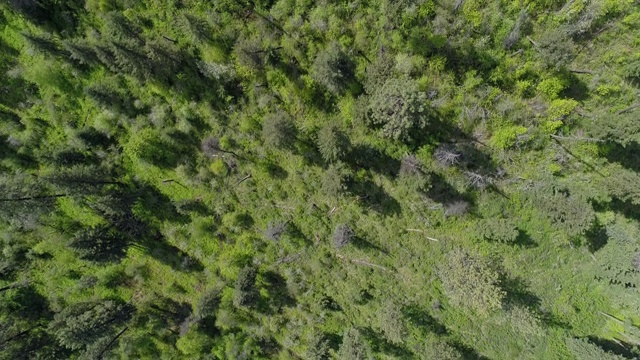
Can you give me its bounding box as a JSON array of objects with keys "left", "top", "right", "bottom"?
[
  {"left": 537, "top": 77, "right": 567, "bottom": 100},
  {"left": 476, "top": 219, "right": 519, "bottom": 244},
  {"left": 437, "top": 248, "right": 505, "bottom": 315},
  {"left": 490, "top": 125, "right": 528, "bottom": 149},
  {"left": 368, "top": 77, "right": 430, "bottom": 142},
  {"left": 262, "top": 112, "right": 298, "bottom": 149},
  {"left": 316, "top": 123, "right": 350, "bottom": 163},
  {"left": 311, "top": 42, "right": 355, "bottom": 95},
  {"left": 566, "top": 337, "right": 627, "bottom": 360},
  {"left": 338, "top": 327, "right": 372, "bottom": 360},
  {"left": 233, "top": 265, "right": 259, "bottom": 308},
  {"left": 48, "top": 299, "right": 134, "bottom": 352},
  {"left": 2, "top": 1, "right": 640, "bottom": 358}
]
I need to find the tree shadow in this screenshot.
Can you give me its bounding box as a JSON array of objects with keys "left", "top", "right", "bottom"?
[
  {"left": 347, "top": 178, "right": 401, "bottom": 216},
  {"left": 513, "top": 229, "right": 538, "bottom": 248},
  {"left": 142, "top": 236, "right": 204, "bottom": 272},
  {"left": 263, "top": 160, "right": 289, "bottom": 179},
  {"left": 558, "top": 71, "right": 590, "bottom": 101},
  {"left": 586, "top": 336, "right": 640, "bottom": 359},
  {"left": 0, "top": 136, "right": 37, "bottom": 170},
  {"left": 402, "top": 305, "right": 448, "bottom": 335},
  {"left": 501, "top": 275, "right": 541, "bottom": 309},
  {"left": 609, "top": 198, "right": 640, "bottom": 223},
  {"left": 600, "top": 141, "right": 640, "bottom": 172},
  {"left": 346, "top": 144, "right": 401, "bottom": 178},
  {"left": 260, "top": 270, "right": 296, "bottom": 314},
  {"left": 285, "top": 222, "right": 312, "bottom": 247},
  {"left": 425, "top": 172, "right": 475, "bottom": 207},
  {"left": 174, "top": 199, "right": 212, "bottom": 216},
  {"left": 500, "top": 275, "right": 571, "bottom": 329},
  {"left": 451, "top": 341, "right": 492, "bottom": 360},
  {"left": 360, "top": 327, "right": 414, "bottom": 359},
  {"left": 351, "top": 236, "right": 389, "bottom": 254},
  {"left": 325, "top": 332, "right": 342, "bottom": 352},
  {"left": 135, "top": 184, "right": 190, "bottom": 224},
  {"left": 584, "top": 222, "right": 608, "bottom": 252}
]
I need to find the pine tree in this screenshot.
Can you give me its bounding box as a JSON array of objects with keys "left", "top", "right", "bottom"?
[
  {"left": 69, "top": 225, "right": 129, "bottom": 263},
  {"left": 316, "top": 123, "right": 350, "bottom": 163},
  {"left": 437, "top": 248, "right": 505, "bottom": 315},
  {"left": 262, "top": 112, "right": 297, "bottom": 149},
  {"left": 48, "top": 299, "right": 134, "bottom": 352},
  {"left": 368, "top": 77, "right": 430, "bottom": 142},
  {"left": 233, "top": 265, "right": 259, "bottom": 308},
  {"left": 338, "top": 327, "right": 371, "bottom": 360},
  {"left": 311, "top": 42, "right": 355, "bottom": 95}
]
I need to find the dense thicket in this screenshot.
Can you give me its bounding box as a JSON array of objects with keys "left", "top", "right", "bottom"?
[{"left": 2, "top": 0, "right": 640, "bottom": 358}]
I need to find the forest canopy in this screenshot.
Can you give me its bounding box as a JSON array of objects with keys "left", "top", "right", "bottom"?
[{"left": 2, "top": 0, "right": 640, "bottom": 359}]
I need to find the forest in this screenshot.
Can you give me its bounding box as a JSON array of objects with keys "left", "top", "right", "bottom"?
[{"left": 2, "top": 0, "right": 640, "bottom": 359}]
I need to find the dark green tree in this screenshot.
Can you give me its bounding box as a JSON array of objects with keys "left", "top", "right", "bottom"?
[
  {"left": 233, "top": 265, "right": 259, "bottom": 308},
  {"left": 437, "top": 248, "right": 505, "bottom": 315},
  {"left": 311, "top": 42, "right": 355, "bottom": 95},
  {"left": 566, "top": 337, "right": 626, "bottom": 360},
  {"left": 262, "top": 112, "right": 297, "bottom": 149},
  {"left": 476, "top": 219, "right": 519, "bottom": 244},
  {"left": 368, "top": 77, "right": 430, "bottom": 142},
  {"left": 305, "top": 331, "right": 330, "bottom": 360},
  {"left": 322, "top": 162, "right": 350, "bottom": 198},
  {"left": 379, "top": 301, "right": 407, "bottom": 345},
  {"left": 418, "top": 337, "right": 464, "bottom": 360},
  {"left": 195, "top": 287, "right": 222, "bottom": 322},
  {"left": 316, "top": 123, "right": 350, "bottom": 163},
  {"left": 48, "top": 299, "right": 134, "bottom": 352},
  {"left": 22, "top": 32, "right": 67, "bottom": 57},
  {"left": 63, "top": 39, "right": 100, "bottom": 67},
  {"left": 69, "top": 225, "right": 129, "bottom": 263},
  {"left": 338, "top": 327, "right": 371, "bottom": 360},
  {"left": 537, "top": 28, "right": 576, "bottom": 69}
]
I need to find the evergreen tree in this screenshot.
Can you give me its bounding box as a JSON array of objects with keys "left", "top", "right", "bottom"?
[
  {"left": 368, "top": 77, "right": 430, "bottom": 142},
  {"left": 262, "top": 112, "right": 297, "bottom": 149},
  {"left": 48, "top": 299, "right": 134, "bottom": 352},
  {"left": 233, "top": 265, "right": 259, "bottom": 308},
  {"left": 322, "top": 162, "right": 350, "bottom": 198},
  {"left": 566, "top": 337, "right": 626, "bottom": 360},
  {"left": 316, "top": 123, "right": 350, "bottom": 163},
  {"left": 305, "top": 331, "right": 330, "bottom": 360},
  {"left": 311, "top": 42, "right": 355, "bottom": 95},
  {"left": 437, "top": 248, "right": 505, "bottom": 315},
  {"left": 69, "top": 225, "right": 129, "bottom": 263},
  {"left": 338, "top": 327, "right": 372, "bottom": 360},
  {"left": 379, "top": 301, "right": 407, "bottom": 345}
]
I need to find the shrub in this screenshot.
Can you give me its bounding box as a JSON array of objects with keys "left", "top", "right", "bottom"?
[
  {"left": 537, "top": 77, "right": 566, "bottom": 100},
  {"left": 476, "top": 219, "right": 519, "bottom": 244}
]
